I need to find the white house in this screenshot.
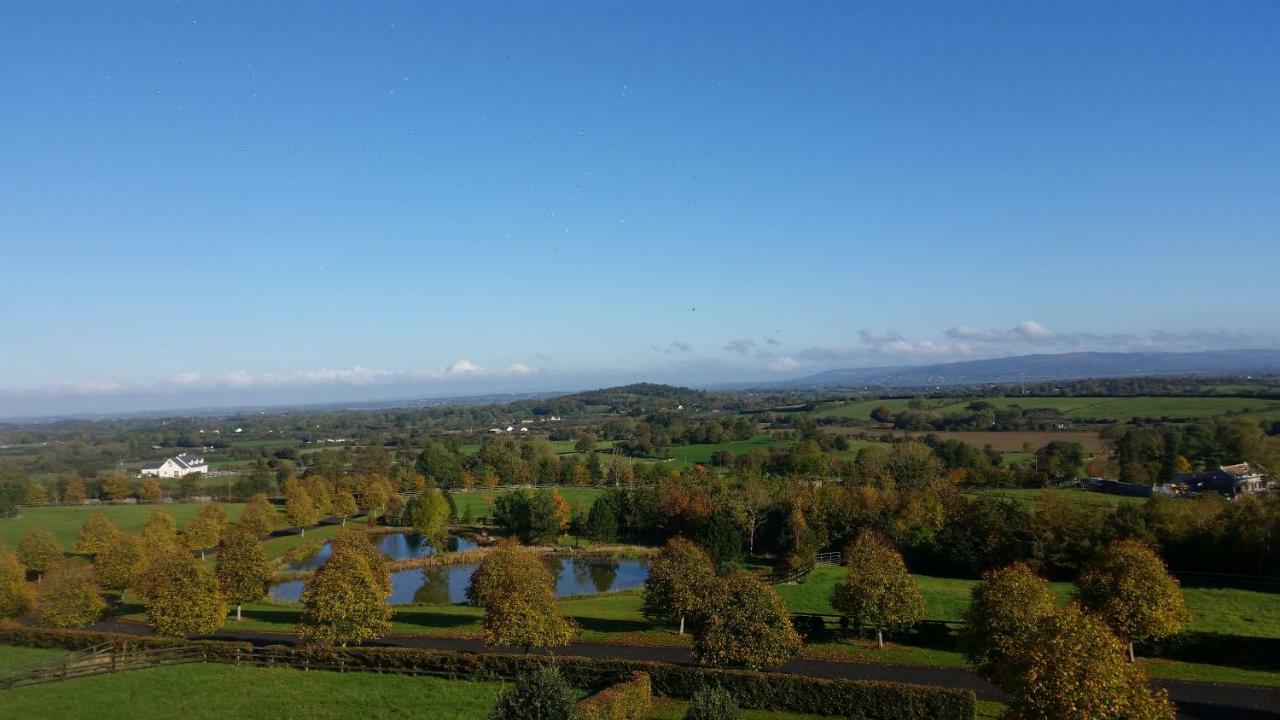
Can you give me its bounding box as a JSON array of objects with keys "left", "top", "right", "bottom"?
[{"left": 140, "top": 453, "right": 209, "bottom": 479}]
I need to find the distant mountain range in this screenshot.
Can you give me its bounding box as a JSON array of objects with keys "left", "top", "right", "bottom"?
[{"left": 771, "top": 349, "right": 1280, "bottom": 389}]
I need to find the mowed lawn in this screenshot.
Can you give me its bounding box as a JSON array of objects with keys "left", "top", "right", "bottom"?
[
  {"left": 0, "top": 660, "right": 504, "bottom": 720},
  {"left": 0, "top": 643, "right": 67, "bottom": 670},
  {"left": 0, "top": 503, "right": 246, "bottom": 552},
  {"left": 777, "top": 567, "right": 1280, "bottom": 639}
]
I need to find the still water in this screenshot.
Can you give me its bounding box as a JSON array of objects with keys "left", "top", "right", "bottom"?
[{"left": 270, "top": 534, "right": 649, "bottom": 604}]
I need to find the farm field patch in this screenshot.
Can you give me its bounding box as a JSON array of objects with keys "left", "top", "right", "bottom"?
[{"left": 0, "top": 503, "right": 246, "bottom": 552}]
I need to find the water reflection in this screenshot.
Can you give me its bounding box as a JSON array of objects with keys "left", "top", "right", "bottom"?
[
  {"left": 270, "top": 553, "right": 648, "bottom": 605},
  {"left": 283, "top": 533, "right": 478, "bottom": 571}
]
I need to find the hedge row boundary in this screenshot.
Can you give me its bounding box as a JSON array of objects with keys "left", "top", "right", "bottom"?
[
  {"left": 0, "top": 626, "right": 975, "bottom": 720},
  {"left": 575, "top": 671, "right": 652, "bottom": 720}
]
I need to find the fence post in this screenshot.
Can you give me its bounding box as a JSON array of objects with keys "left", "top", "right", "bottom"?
[{"left": 111, "top": 652, "right": 117, "bottom": 674}]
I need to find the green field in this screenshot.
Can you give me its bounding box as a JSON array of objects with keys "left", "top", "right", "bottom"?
[
  {"left": 665, "top": 435, "right": 779, "bottom": 468},
  {"left": 777, "top": 566, "right": 1280, "bottom": 639},
  {"left": 812, "top": 395, "right": 1280, "bottom": 424},
  {"left": 961, "top": 487, "right": 1145, "bottom": 509},
  {"left": 0, "top": 503, "right": 247, "bottom": 552},
  {"left": 0, "top": 643, "right": 66, "bottom": 670},
  {"left": 0, "top": 659, "right": 504, "bottom": 720}
]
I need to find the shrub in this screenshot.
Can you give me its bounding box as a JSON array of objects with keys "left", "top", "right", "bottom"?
[
  {"left": 684, "top": 687, "right": 742, "bottom": 720},
  {"left": 491, "top": 665, "right": 575, "bottom": 720},
  {"left": 576, "top": 672, "right": 652, "bottom": 720}
]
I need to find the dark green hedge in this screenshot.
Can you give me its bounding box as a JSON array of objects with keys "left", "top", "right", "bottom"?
[{"left": 0, "top": 627, "right": 974, "bottom": 720}]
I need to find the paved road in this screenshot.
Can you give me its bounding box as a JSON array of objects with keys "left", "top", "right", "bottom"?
[{"left": 93, "top": 621, "right": 1280, "bottom": 720}]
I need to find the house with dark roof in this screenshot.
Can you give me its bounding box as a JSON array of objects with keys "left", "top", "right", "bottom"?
[
  {"left": 1164, "top": 462, "right": 1270, "bottom": 497},
  {"left": 140, "top": 453, "right": 208, "bottom": 479}
]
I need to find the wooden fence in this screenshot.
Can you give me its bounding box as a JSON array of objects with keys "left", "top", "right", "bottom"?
[{"left": 1, "top": 643, "right": 205, "bottom": 690}]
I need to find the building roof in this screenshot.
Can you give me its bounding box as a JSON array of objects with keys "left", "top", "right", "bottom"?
[
  {"left": 1220, "top": 462, "right": 1264, "bottom": 478},
  {"left": 172, "top": 453, "right": 206, "bottom": 469}
]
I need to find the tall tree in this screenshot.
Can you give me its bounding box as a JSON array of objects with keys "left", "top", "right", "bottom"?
[
  {"left": 138, "top": 478, "right": 164, "bottom": 504},
  {"left": 95, "top": 532, "right": 144, "bottom": 592},
  {"left": 408, "top": 488, "right": 453, "bottom": 549},
  {"left": 332, "top": 490, "right": 358, "bottom": 526},
  {"left": 215, "top": 528, "right": 272, "bottom": 621},
  {"left": 329, "top": 529, "right": 392, "bottom": 596},
  {"left": 17, "top": 529, "right": 62, "bottom": 581},
  {"left": 74, "top": 512, "right": 119, "bottom": 556},
  {"left": 138, "top": 551, "right": 227, "bottom": 637},
  {"left": 1077, "top": 539, "right": 1190, "bottom": 662},
  {"left": 239, "top": 493, "right": 279, "bottom": 537},
  {"left": 36, "top": 561, "right": 105, "bottom": 628},
  {"left": 140, "top": 507, "right": 180, "bottom": 559},
  {"left": 961, "top": 563, "right": 1057, "bottom": 685},
  {"left": 285, "top": 485, "right": 320, "bottom": 535},
  {"left": 692, "top": 571, "right": 801, "bottom": 670},
  {"left": 61, "top": 476, "right": 88, "bottom": 504},
  {"left": 0, "top": 546, "right": 34, "bottom": 619},
  {"left": 297, "top": 545, "right": 394, "bottom": 646},
  {"left": 583, "top": 497, "right": 619, "bottom": 543},
  {"left": 466, "top": 541, "right": 575, "bottom": 652},
  {"left": 642, "top": 537, "right": 717, "bottom": 635},
  {"left": 182, "top": 506, "right": 226, "bottom": 559},
  {"left": 1002, "top": 604, "right": 1175, "bottom": 720},
  {"left": 829, "top": 530, "right": 925, "bottom": 648}
]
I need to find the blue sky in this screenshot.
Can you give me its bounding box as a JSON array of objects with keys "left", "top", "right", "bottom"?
[{"left": 2, "top": 2, "right": 1278, "bottom": 415}]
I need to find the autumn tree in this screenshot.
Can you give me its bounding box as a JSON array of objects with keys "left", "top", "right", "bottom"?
[
  {"left": 26, "top": 483, "right": 47, "bottom": 505},
  {"left": 138, "top": 478, "right": 164, "bottom": 504},
  {"left": 408, "top": 488, "right": 453, "bottom": 549},
  {"left": 183, "top": 505, "right": 227, "bottom": 559},
  {"left": 332, "top": 490, "right": 358, "bottom": 526},
  {"left": 215, "top": 528, "right": 271, "bottom": 621},
  {"left": 329, "top": 529, "right": 392, "bottom": 596},
  {"left": 642, "top": 537, "right": 717, "bottom": 635},
  {"left": 0, "top": 546, "right": 33, "bottom": 618},
  {"left": 830, "top": 530, "right": 925, "bottom": 648},
  {"left": 738, "top": 477, "right": 777, "bottom": 556},
  {"left": 1077, "top": 539, "right": 1190, "bottom": 662},
  {"left": 302, "top": 476, "right": 334, "bottom": 516},
  {"left": 138, "top": 550, "right": 227, "bottom": 636},
  {"left": 74, "top": 512, "right": 119, "bottom": 556},
  {"left": 466, "top": 541, "right": 575, "bottom": 652},
  {"left": 101, "top": 474, "right": 134, "bottom": 502},
  {"left": 285, "top": 484, "right": 320, "bottom": 535},
  {"left": 363, "top": 479, "right": 389, "bottom": 526},
  {"left": 961, "top": 563, "right": 1057, "bottom": 685},
  {"left": 239, "top": 493, "right": 279, "bottom": 537},
  {"left": 140, "top": 507, "right": 179, "bottom": 558},
  {"left": 1002, "top": 604, "right": 1175, "bottom": 720},
  {"left": 692, "top": 571, "right": 801, "bottom": 669},
  {"left": 17, "top": 529, "right": 62, "bottom": 581},
  {"left": 297, "top": 545, "right": 394, "bottom": 646},
  {"left": 36, "top": 561, "right": 105, "bottom": 628},
  {"left": 95, "top": 532, "right": 145, "bottom": 591},
  {"left": 62, "top": 476, "right": 87, "bottom": 504}
]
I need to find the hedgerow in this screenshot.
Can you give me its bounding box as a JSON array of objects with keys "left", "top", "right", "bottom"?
[{"left": 575, "top": 672, "right": 652, "bottom": 720}]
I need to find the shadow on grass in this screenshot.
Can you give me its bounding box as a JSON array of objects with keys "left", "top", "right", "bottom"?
[
  {"left": 392, "top": 610, "right": 482, "bottom": 631},
  {"left": 571, "top": 616, "right": 652, "bottom": 634}
]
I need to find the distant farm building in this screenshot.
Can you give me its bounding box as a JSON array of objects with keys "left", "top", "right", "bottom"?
[
  {"left": 140, "top": 453, "right": 209, "bottom": 479},
  {"left": 1163, "top": 462, "right": 1271, "bottom": 497}
]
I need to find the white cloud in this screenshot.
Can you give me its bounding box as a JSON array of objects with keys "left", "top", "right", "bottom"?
[
  {"left": 767, "top": 356, "right": 802, "bottom": 371},
  {"left": 946, "top": 321, "right": 1053, "bottom": 342},
  {"left": 723, "top": 338, "right": 757, "bottom": 354}
]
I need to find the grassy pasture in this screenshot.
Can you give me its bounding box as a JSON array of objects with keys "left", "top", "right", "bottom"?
[
  {"left": 813, "top": 395, "right": 1280, "bottom": 424},
  {"left": 0, "top": 643, "right": 66, "bottom": 670},
  {"left": 961, "top": 487, "right": 1145, "bottom": 509},
  {"left": 0, "top": 503, "right": 246, "bottom": 552},
  {"left": 847, "top": 428, "right": 1108, "bottom": 454},
  {"left": 0, "top": 660, "right": 504, "bottom": 720}
]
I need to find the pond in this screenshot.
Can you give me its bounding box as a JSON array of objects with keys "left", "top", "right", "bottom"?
[
  {"left": 270, "top": 534, "right": 649, "bottom": 604},
  {"left": 282, "top": 533, "right": 479, "bottom": 571}
]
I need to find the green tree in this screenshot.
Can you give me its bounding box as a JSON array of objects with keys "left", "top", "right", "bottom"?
[
  {"left": 0, "top": 546, "right": 34, "bottom": 619},
  {"left": 961, "top": 562, "right": 1057, "bottom": 685},
  {"left": 830, "top": 530, "right": 925, "bottom": 648},
  {"left": 583, "top": 497, "right": 619, "bottom": 543},
  {"left": 408, "top": 488, "right": 453, "bottom": 549},
  {"left": 415, "top": 440, "right": 463, "bottom": 488},
  {"left": 17, "top": 529, "right": 62, "bottom": 581},
  {"left": 684, "top": 687, "right": 743, "bottom": 720},
  {"left": 643, "top": 537, "right": 717, "bottom": 635},
  {"left": 692, "top": 571, "right": 801, "bottom": 669},
  {"left": 1002, "top": 604, "right": 1175, "bottom": 720},
  {"left": 698, "top": 507, "right": 744, "bottom": 569},
  {"left": 36, "top": 561, "right": 105, "bottom": 628},
  {"left": 488, "top": 666, "right": 575, "bottom": 720},
  {"left": 183, "top": 506, "right": 226, "bottom": 559},
  {"left": 1077, "top": 539, "right": 1190, "bottom": 662},
  {"left": 75, "top": 512, "right": 119, "bottom": 556},
  {"left": 887, "top": 441, "right": 944, "bottom": 489},
  {"left": 138, "top": 550, "right": 227, "bottom": 637},
  {"left": 239, "top": 493, "right": 279, "bottom": 537},
  {"left": 363, "top": 479, "right": 389, "bottom": 526},
  {"left": 95, "top": 532, "right": 144, "bottom": 591},
  {"left": 869, "top": 406, "right": 894, "bottom": 424},
  {"left": 216, "top": 528, "right": 272, "bottom": 621},
  {"left": 297, "top": 545, "right": 394, "bottom": 646},
  {"left": 332, "top": 490, "right": 358, "bottom": 526},
  {"left": 466, "top": 541, "right": 576, "bottom": 651}
]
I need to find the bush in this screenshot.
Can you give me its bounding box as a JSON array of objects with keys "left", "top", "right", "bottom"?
[
  {"left": 491, "top": 666, "right": 576, "bottom": 720},
  {"left": 576, "top": 672, "right": 652, "bottom": 720},
  {"left": 685, "top": 687, "right": 743, "bottom": 720}
]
